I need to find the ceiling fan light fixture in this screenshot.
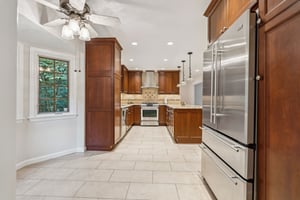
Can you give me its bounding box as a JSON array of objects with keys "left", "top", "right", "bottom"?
[
  {"left": 79, "top": 26, "right": 91, "bottom": 41},
  {"left": 61, "top": 24, "right": 74, "bottom": 40},
  {"left": 68, "top": 19, "right": 80, "bottom": 35}
]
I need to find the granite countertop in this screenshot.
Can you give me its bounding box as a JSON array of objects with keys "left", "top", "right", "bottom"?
[
  {"left": 165, "top": 104, "right": 202, "bottom": 109},
  {"left": 121, "top": 104, "right": 202, "bottom": 109}
]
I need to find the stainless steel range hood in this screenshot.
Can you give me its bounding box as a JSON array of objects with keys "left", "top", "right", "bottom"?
[{"left": 141, "top": 71, "right": 158, "bottom": 88}]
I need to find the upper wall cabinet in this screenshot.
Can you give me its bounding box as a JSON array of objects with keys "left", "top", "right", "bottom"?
[
  {"left": 158, "top": 71, "right": 179, "bottom": 94},
  {"left": 204, "top": 0, "right": 257, "bottom": 43},
  {"left": 128, "top": 71, "right": 142, "bottom": 94},
  {"left": 259, "top": 0, "right": 297, "bottom": 23}
]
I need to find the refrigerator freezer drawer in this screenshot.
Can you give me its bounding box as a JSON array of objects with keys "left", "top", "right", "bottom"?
[
  {"left": 201, "top": 144, "right": 253, "bottom": 200},
  {"left": 203, "top": 127, "right": 254, "bottom": 179}
]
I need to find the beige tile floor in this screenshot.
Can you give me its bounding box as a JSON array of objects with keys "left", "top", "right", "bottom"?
[{"left": 17, "top": 126, "right": 215, "bottom": 200}]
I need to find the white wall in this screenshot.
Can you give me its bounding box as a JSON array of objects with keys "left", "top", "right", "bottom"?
[
  {"left": 0, "top": 0, "right": 17, "bottom": 199},
  {"left": 180, "top": 0, "right": 208, "bottom": 105},
  {"left": 15, "top": 41, "right": 86, "bottom": 169}
]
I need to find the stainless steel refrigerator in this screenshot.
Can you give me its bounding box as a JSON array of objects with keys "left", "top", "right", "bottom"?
[{"left": 201, "top": 9, "right": 257, "bottom": 200}]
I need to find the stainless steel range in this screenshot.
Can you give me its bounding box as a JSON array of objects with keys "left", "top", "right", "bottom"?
[{"left": 141, "top": 103, "right": 159, "bottom": 126}]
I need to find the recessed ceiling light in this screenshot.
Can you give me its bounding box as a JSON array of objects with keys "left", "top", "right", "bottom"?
[
  {"left": 161, "top": 68, "right": 165, "bottom": 70},
  {"left": 131, "top": 42, "right": 138, "bottom": 46},
  {"left": 163, "top": 59, "right": 168, "bottom": 62},
  {"left": 129, "top": 59, "right": 134, "bottom": 62},
  {"left": 167, "top": 42, "right": 174, "bottom": 46},
  {"left": 135, "top": 67, "right": 139, "bottom": 70}
]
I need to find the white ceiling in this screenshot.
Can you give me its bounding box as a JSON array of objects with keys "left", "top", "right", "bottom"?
[{"left": 18, "top": 0, "right": 210, "bottom": 72}]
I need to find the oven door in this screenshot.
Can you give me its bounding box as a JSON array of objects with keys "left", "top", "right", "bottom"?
[{"left": 141, "top": 107, "right": 158, "bottom": 121}]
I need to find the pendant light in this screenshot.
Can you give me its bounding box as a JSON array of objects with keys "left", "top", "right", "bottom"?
[
  {"left": 187, "top": 52, "right": 193, "bottom": 81},
  {"left": 181, "top": 60, "right": 186, "bottom": 85},
  {"left": 176, "top": 66, "right": 181, "bottom": 87}
]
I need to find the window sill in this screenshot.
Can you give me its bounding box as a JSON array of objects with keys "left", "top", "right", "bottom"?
[{"left": 28, "top": 113, "right": 78, "bottom": 122}]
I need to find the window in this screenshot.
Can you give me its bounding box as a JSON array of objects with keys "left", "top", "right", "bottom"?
[
  {"left": 38, "top": 57, "right": 69, "bottom": 113},
  {"left": 29, "top": 47, "right": 77, "bottom": 121},
  {"left": 194, "top": 82, "right": 202, "bottom": 106}
]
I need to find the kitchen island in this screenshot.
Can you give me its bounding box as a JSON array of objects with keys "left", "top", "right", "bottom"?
[
  {"left": 122, "top": 103, "right": 202, "bottom": 144},
  {"left": 165, "top": 105, "right": 202, "bottom": 144}
]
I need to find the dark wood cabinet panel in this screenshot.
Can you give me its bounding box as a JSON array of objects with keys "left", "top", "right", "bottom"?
[
  {"left": 171, "top": 71, "right": 180, "bottom": 94},
  {"left": 126, "top": 106, "right": 134, "bottom": 127},
  {"left": 114, "top": 45, "right": 121, "bottom": 76},
  {"left": 133, "top": 105, "right": 141, "bottom": 125},
  {"left": 258, "top": 3, "right": 300, "bottom": 200},
  {"left": 86, "top": 77, "right": 113, "bottom": 110},
  {"left": 128, "top": 71, "right": 142, "bottom": 94},
  {"left": 159, "top": 105, "right": 166, "bottom": 125},
  {"left": 173, "top": 109, "right": 202, "bottom": 143},
  {"left": 114, "top": 76, "right": 121, "bottom": 142},
  {"left": 86, "top": 44, "right": 113, "bottom": 76},
  {"left": 85, "top": 38, "right": 122, "bottom": 151},
  {"left": 208, "top": 0, "right": 228, "bottom": 43},
  {"left": 86, "top": 111, "right": 113, "bottom": 150},
  {"left": 166, "top": 107, "right": 202, "bottom": 143},
  {"left": 205, "top": 0, "right": 256, "bottom": 43},
  {"left": 121, "top": 65, "right": 128, "bottom": 93},
  {"left": 259, "top": 0, "right": 297, "bottom": 22},
  {"left": 158, "top": 71, "right": 179, "bottom": 94},
  {"left": 227, "top": 0, "right": 257, "bottom": 26}
]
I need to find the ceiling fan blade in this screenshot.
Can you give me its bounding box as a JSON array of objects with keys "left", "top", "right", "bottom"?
[
  {"left": 43, "top": 18, "right": 67, "bottom": 26},
  {"left": 34, "top": 0, "right": 60, "bottom": 10},
  {"left": 87, "top": 14, "right": 121, "bottom": 27},
  {"left": 85, "top": 24, "right": 98, "bottom": 38},
  {"left": 69, "top": 0, "right": 86, "bottom": 11}
]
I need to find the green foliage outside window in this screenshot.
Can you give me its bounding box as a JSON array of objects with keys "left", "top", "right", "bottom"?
[{"left": 39, "top": 57, "right": 69, "bottom": 113}]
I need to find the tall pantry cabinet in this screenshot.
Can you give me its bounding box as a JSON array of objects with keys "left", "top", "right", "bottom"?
[
  {"left": 85, "top": 38, "right": 122, "bottom": 150},
  {"left": 257, "top": 1, "right": 300, "bottom": 200}
]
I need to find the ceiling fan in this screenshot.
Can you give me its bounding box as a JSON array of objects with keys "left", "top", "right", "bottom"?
[{"left": 35, "top": 0, "right": 121, "bottom": 41}]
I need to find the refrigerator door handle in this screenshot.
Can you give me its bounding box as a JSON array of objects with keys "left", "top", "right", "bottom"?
[
  {"left": 213, "top": 44, "right": 217, "bottom": 124},
  {"left": 210, "top": 47, "right": 214, "bottom": 123}
]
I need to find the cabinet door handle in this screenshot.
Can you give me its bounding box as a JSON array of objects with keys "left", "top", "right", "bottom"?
[{"left": 223, "top": 26, "right": 228, "bottom": 32}]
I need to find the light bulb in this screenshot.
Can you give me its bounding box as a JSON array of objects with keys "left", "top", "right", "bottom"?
[
  {"left": 68, "top": 19, "right": 80, "bottom": 35},
  {"left": 61, "top": 24, "right": 74, "bottom": 40},
  {"left": 79, "top": 26, "right": 91, "bottom": 41}
]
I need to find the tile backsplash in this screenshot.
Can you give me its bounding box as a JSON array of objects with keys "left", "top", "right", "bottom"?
[{"left": 121, "top": 88, "right": 181, "bottom": 105}]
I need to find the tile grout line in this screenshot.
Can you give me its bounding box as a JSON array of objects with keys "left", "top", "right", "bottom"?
[
  {"left": 175, "top": 184, "right": 182, "bottom": 200},
  {"left": 72, "top": 180, "right": 87, "bottom": 198}
]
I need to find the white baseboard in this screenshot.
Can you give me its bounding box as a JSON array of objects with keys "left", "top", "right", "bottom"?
[
  {"left": 16, "top": 148, "right": 85, "bottom": 170},
  {"left": 76, "top": 146, "right": 85, "bottom": 153}
]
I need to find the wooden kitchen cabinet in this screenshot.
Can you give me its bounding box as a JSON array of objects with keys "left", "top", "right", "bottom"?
[
  {"left": 121, "top": 65, "right": 128, "bottom": 93},
  {"left": 158, "top": 71, "right": 179, "bottom": 94},
  {"left": 259, "top": 0, "right": 297, "bottom": 22},
  {"left": 204, "top": 0, "right": 257, "bottom": 43},
  {"left": 166, "top": 107, "right": 202, "bottom": 143},
  {"left": 126, "top": 106, "right": 134, "bottom": 128},
  {"left": 166, "top": 107, "right": 174, "bottom": 137},
  {"left": 128, "top": 71, "right": 142, "bottom": 94},
  {"left": 133, "top": 105, "right": 141, "bottom": 125},
  {"left": 257, "top": 2, "right": 300, "bottom": 200},
  {"left": 206, "top": 0, "right": 228, "bottom": 43},
  {"left": 85, "top": 38, "right": 122, "bottom": 151},
  {"left": 159, "top": 105, "right": 166, "bottom": 125}
]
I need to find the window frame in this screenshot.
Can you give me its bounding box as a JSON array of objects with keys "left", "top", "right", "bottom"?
[
  {"left": 29, "top": 47, "right": 77, "bottom": 121},
  {"left": 38, "top": 56, "right": 70, "bottom": 114}
]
